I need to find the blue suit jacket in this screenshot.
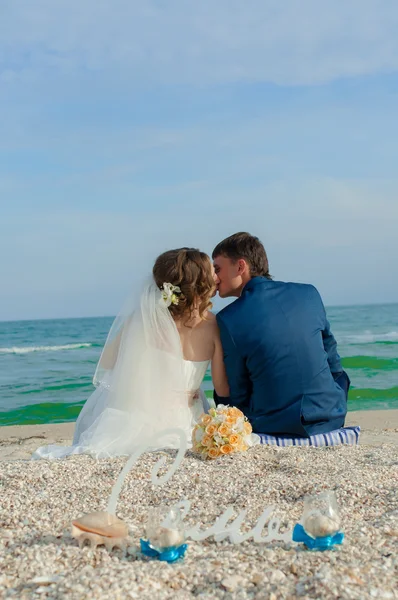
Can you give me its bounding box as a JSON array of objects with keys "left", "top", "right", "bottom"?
[{"left": 216, "top": 277, "right": 348, "bottom": 437}]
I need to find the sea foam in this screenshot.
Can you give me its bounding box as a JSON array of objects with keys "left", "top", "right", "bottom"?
[
  {"left": 0, "top": 343, "right": 93, "bottom": 354},
  {"left": 342, "top": 331, "right": 398, "bottom": 344}
]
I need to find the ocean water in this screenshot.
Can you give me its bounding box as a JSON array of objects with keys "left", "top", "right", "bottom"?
[{"left": 0, "top": 304, "right": 397, "bottom": 426}]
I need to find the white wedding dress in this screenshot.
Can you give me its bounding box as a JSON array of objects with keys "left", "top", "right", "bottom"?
[{"left": 32, "top": 282, "right": 213, "bottom": 460}]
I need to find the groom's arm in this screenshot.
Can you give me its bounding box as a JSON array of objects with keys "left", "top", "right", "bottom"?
[
  {"left": 310, "top": 285, "right": 343, "bottom": 376},
  {"left": 216, "top": 315, "right": 251, "bottom": 409},
  {"left": 322, "top": 317, "right": 343, "bottom": 375}
]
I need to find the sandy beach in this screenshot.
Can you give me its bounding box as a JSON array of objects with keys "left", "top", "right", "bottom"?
[{"left": 1, "top": 411, "right": 397, "bottom": 599}]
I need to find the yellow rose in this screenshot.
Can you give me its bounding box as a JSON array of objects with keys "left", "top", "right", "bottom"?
[
  {"left": 220, "top": 444, "right": 234, "bottom": 455},
  {"left": 226, "top": 415, "right": 235, "bottom": 425},
  {"left": 205, "top": 424, "right": 217, "bottom": 436},
  {"left": 228, "top": 407, "right": 243, "bottom": 418},
  {"left": 229, "top": 433, "right": 241, "bottom": 446},
  {"left": 208, "top": 447, "right": 221, "bottom": 459},
  {"left": 201, "top": 434, "right": 213, "bottom": 447},
  {"left": 243, "top": 421, "right": 252, "bottom": 434},
  {"left": 218, "top": 423, "right": 231, "bottom": 437},
  {"left": 201, "top": 414, "right": 212, "bottom": 426}
]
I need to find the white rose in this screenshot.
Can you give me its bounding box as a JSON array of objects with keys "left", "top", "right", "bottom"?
[
  {"left": 235, "top": 417, "right": 244, "bottom": 430},
  {"left": 161, "top": 283, "right": 181, "bottom": 307}
]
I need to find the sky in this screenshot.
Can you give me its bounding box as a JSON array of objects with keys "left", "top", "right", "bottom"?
[{"left": 1, "top": 0, "right": 398, "bottom": 321}]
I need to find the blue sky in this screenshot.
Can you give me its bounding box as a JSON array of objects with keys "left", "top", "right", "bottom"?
[{"left": 1, "top": 0, "right": 398, "bottom": 320}]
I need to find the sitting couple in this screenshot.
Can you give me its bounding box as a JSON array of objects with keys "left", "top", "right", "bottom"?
[{"left": 34, "top": 232, "right": 349, "bottom": 460}]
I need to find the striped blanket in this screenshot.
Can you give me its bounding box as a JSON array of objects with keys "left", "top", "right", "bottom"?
[{"left": 258, "top": 426, "right": 361, "bottom": 447}]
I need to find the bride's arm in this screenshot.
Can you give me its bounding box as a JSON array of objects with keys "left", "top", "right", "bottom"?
[{"left": 211, "top": 319, "right": 230, "bottom": 398}]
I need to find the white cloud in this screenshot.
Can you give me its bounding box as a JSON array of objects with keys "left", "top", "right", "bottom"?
[{"left": 1, "top": 0, "right": 398, "bottom": 85}]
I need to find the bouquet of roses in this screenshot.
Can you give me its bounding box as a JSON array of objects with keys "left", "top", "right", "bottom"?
[{"left": 192, "top": 405, "right": 254, "bottom": 459}]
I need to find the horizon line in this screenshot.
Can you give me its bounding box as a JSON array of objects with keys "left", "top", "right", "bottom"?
[{"left": 1, "top": 300, "right": 397, "bottom": 324}]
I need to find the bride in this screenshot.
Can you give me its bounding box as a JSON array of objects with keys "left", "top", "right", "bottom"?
[{"left": 33, "top": 248, "right": 230, "bottom": 459}]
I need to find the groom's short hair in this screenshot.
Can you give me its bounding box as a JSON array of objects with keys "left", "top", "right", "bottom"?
[{"left": 212, "top": 232, "right": 272, "bottom": 279}]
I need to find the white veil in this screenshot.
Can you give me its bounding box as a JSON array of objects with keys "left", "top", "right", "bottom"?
[{"left": 32, "top": 279, "right": 195, "bottom": 459}]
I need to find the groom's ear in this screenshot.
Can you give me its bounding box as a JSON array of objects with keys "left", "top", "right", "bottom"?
[{"left": 237, "top": 258, "right": 249, "bottom": 274}]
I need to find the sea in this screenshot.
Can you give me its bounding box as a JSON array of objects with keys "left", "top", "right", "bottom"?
[{"left": 0, "top": 304, "right": 397, "bottom": 426}]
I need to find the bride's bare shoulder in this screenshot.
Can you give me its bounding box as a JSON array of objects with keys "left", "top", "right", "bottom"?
[
  {"left": 203, "top": 311, "right": 218, "bottom": 327},
  {"left": 205, "top": 311, "right": 216, "bottom": 321},
  {"left": 204, "top": 312, "right": 220, "bottom": 334}
]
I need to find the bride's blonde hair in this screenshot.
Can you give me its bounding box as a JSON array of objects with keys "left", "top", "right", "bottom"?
[{"left": 153, "top": 248, "right": 216, "bottom": 322}]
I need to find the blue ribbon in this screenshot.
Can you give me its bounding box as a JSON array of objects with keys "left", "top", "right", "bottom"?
[
  {"left": 293, "top": 524, "right": 344, "bottom": 551},
  {"left": 140, "top": 539, "right": 187, "bottom": 563}
]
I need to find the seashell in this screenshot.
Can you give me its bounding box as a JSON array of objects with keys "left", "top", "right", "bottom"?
[
  {"left": 149, "top": 526, "right": 184, "bottom": 551},
  {"left": 72, "top": 511, "right": 127, "bottom": 538},
  {"left": 31, "top": 575, "right": 60, "bottom": 586},
  {"left": 303, "top": 513, "right": 341, "bottom": 538},
  {"left": 71, "top": 511, "right": 128, "bottom": 551}
]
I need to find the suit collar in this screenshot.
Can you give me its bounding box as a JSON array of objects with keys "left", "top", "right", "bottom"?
[{"left": 242, "top": 276, "right": 269, "bottom": 293}]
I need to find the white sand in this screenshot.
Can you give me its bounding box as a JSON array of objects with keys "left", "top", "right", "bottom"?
[{"left": 0, "top": 411, "right": 397, "bottom": 599}]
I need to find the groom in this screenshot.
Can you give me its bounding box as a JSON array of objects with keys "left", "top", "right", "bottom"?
[{"left": 212, "top": 232, "right": 349, "bottom": 437}]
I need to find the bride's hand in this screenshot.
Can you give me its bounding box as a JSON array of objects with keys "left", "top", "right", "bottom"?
[{"left": 187, "top": 390, "right": 200, "bottom": 406}]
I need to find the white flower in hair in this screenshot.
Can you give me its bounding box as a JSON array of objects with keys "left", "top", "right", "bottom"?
[{"left": 161, "top": 282, "right": 181, "bottom": 307}]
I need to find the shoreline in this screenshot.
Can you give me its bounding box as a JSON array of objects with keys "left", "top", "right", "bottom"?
[{"left": 1, "top": 409, "right": 397, "bottom": 461}]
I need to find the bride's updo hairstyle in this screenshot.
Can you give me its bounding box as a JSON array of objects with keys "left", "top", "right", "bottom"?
[{"left": 153, "top": 248, "right": 216, "bottom": 321}]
